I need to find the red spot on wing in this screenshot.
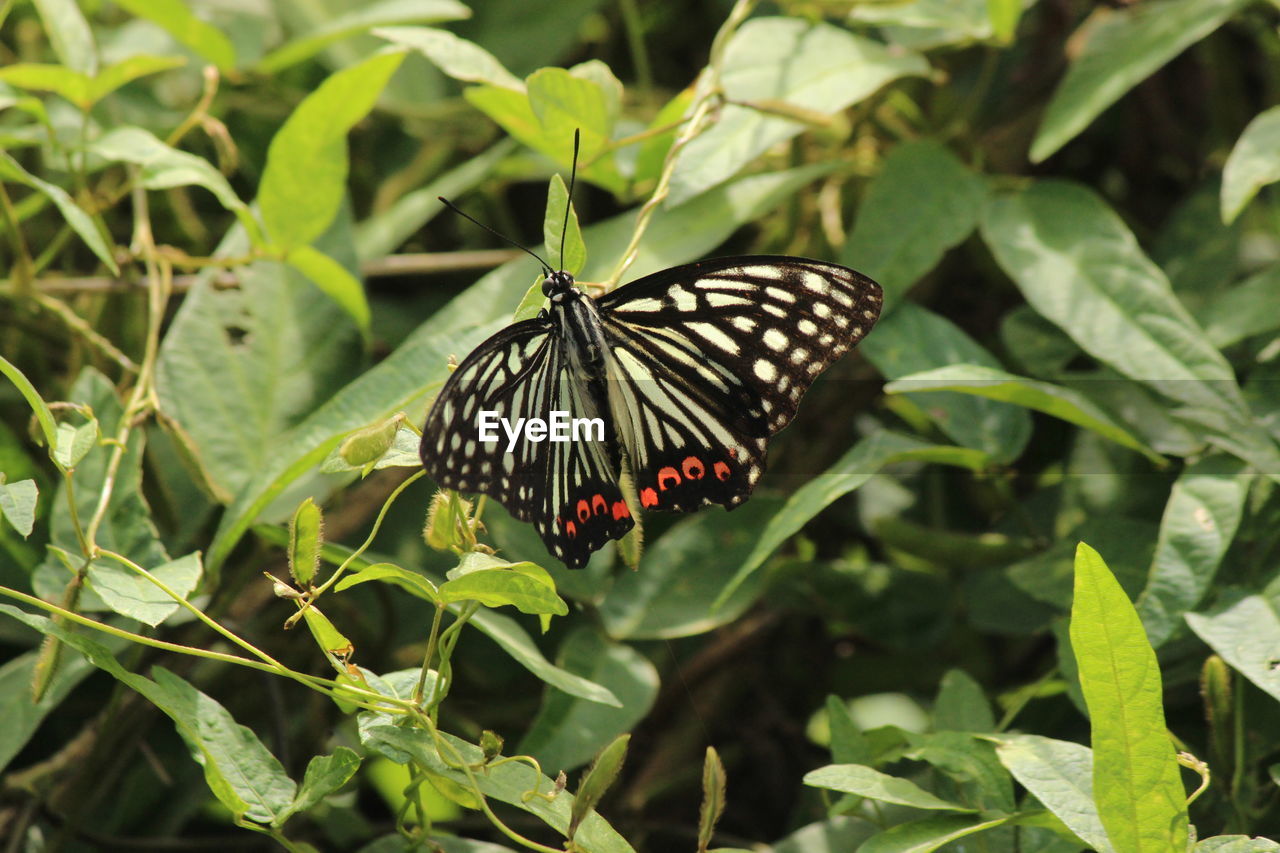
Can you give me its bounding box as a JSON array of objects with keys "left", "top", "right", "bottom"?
[
  {"left": 592, "top": 494, "right": 607, "bottom": 515},
  {"left": 714, "top": 461, "right": 731, "bottom": 481},
  {"left": 565, "top": 520, "right": 577, "bottom": 538},
  {"left": 640, "top": 487, "right": 659, "bottom": 507},
  {"left": 576, "top": 500, "right": 590, "bottom": 522},
  {"left": 612, "top": 500, "right": 630, "bottom": 520},
  {"left": 682, "top": 456, "right": 705, "bottom": 479},
  {"left": 657, "top": 466, "right": 681, "bottom": 490}
]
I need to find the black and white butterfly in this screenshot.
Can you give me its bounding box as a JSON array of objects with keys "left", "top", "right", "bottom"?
[{"left": 419, "top": 250, "right": 883, "bottom": 569}]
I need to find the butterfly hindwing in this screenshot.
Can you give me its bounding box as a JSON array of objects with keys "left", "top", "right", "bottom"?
[
  {"left": 418, "top": 320, "right": 633, "bottom": 568},
  {"left": 599, "top": 256, "right": 883, "bottom": 513}
]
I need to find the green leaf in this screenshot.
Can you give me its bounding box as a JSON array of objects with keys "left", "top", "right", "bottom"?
[
  {"left": 108, "top": 0, "right": 236, "bottom": 70},
  {"left": 803, "top": 764, "right": 975, "bottom": 812},
  {"left": 0, "top": 150, "right": 118, "bottom": 273},
  {"left": 600, "top": 498, "right": 781, "bottom": 640},
  {"left": 0, "top": 354, "right": 59, "bottom": 453},
  {"left": 335, "top": 561, "right": 440, "bottom": 602},
  {"left": 0, "top": 64, "right": 93, "bottom": 107},
  {"left": 288, "top": 498, "right": 323, "bottom": 588},
  {"left": 0, "top": 608, "right": 298, "bottom": 825},
  {"left": 285, "top": 245, "right": 371, "bottom": 334},
  {"left": 1030, "top": 0, "right": 1249, "bottom": 161},
  {"left": 31, "top": 0, "right": 96, "bottom": 73},
  {"left": 90, "top": 126, "right": 256, "bottom": 240},
  {"left": 859, "top": 814, "right": 1025, "bottom": 853},
  {"left": 993, "top": 734, "right": 1113, "bottom": 851},
  {"left": 374, "top": 25, "right": 521, "bottom": 88},
  {"left": 518, "top": 628, "right": 658, "bottom": 773},
  {"left": 698, "top": 747, "right": 728, "bottom": 853},
  {"left": 842, "top": 140, "right": 987, "bottom": 308},
  {"left": 302, "top": 605, "right": 353, "bottom": 656},
  {"left": 155, "top": 236, "right": 364, "bottom": 502},
  {"left": 275, "top": 748, "right": 361, "bottom": 826},
  {"left": 1221, "top": 106, "right": 1280, "bottom": 224},
  {"left": 884, "top": 364, "right": 1162, "bottom": 462},
  {"left": 207, "top": 166, "right": 833, "bottom": 573},
  {"left": 901, "top": 730, "right": 1014, "bottom": 812},
  {"left": 364, "top": 725, "right": 635, "bottom": 852},
  {"left": 53, "top": 418, "right": 99, "bottom": 469},
  {"left": 0, "top": 478, "right": 37, "bottom": 537},
  {"left": 1203, "top": 264, "right": 1280, "bottom": 348},
  {"left": 86, "top": 55, "right": 187, "bottom": 106},
  {"left": 848, "top": 0, "right": 994, "bottom": 48},
  {"left": 717, "top": 432, "right": 989, "bottom": 608},
  {"left": 258, "top": 50, "right": 405, "bottom": 250},
  {"left": 987, "top": 0, "right": 1022, "bottom": 43},
  {"left": 669, "top": 17, "right": 928, "bottom": 205},
  {"left": 1136, "top": 455, "right": 1250, "bottom": 647},
  {"left": 862, "top": 305, "right": 1030, "bottom": 462},
  {"left": 571, "top": 734, "right": 630, "bottom": 840},
  {"left": 511, "top": 276, "right": 548, "bottom": 322},
  {"left": 1070, "top": 542, "right": 1188, "bottom": 851},
  {"left": 933, "top": 669, "right": 994, "bottom": 733},
  {"left": 472, "top": 607, "right": 620, "bottom": 706},
  {"left": 1186, "top": 595, "right": 1280, "bottom": 704},
  {"left": 86, "top": 553, "right": 202, "bottom": 628},
  {"left": 980, "top": 181, "right": 1248, "bottom": 422},
  {"left": 256, "top": 0, "right": 469, "bottom": 74},
  {"left": 438, "top": 564, "right": 568, "bottom": 616},
  {"left": 1197, "top": 837, "right": 1280, "bottom": 852},
  {"left": 544, "top": 173, "right": 586, "bottom": 275}
]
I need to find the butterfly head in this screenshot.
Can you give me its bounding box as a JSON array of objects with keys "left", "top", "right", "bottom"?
[{"left": 542, "top": 270, "right": 577, "bottom": 302}]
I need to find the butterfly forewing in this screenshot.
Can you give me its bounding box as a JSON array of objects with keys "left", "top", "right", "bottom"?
[
  {"left": 419, "top": 320, "right": 633, "bottom": 568},
  {"left": 598, "top": 256, "right": 883, "bottom": 513}
]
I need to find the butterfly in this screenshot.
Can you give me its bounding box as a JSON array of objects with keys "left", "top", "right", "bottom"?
[{"left": 418, "top": 251, "right": 883, "bottom": 569}]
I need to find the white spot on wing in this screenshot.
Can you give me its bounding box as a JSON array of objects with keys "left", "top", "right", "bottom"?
[
  {"left": 763, "top": 328, "right": 788, "bottom": 351},
  {"left": 754, "top": 359, "right": 778, "bottom": 382}
]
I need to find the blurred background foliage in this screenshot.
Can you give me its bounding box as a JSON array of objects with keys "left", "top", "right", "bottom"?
[{"left": 2, "top": 0, "right": 1280, "bottom": 850}]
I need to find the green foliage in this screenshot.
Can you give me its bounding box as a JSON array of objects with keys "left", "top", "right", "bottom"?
[{"left": 3, "top": 0, "right": 1280, "bottom": 850}]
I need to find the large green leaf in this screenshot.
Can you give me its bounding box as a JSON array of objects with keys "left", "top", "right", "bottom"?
[
  {"left": 842, "top": 140, "right": 986, "bottom": 307},
  {"left": 668, "top": 17, "right": 928, "bottom": 205},
  {"left": 1030, "top": 0, "right": 1249, "bottom": 161},
  {"left": 86, "top": 552, "right": 203, "bottom": 628},
  {"left": 208, "top": 166, "right": 835, "bottom": 572},
  {"left": 0, "top": 150, "right": 118, "bottom": 274},
  {"left": 155, "top": 254, "right": 363, "bottom": 500},
  {"left": 993, "top": 734, "right": 1114, "bottom": 852},
  {"left": 0, "top": 608, "right": 298, "bottom": 824},
  {"left": 258, "top": 50, "right": 405, "bottom": 250},
  {"left": 861, "top": 305, "right": 1030, "bottom": 463},
  {"left": 1186, "top": 595, "right": 1280, "bottom": 704},
  {"left": 716, "top": 432, "right": 989, "bottom": 608},
  {"left": 1070, "top": 542, "right": 1188, "bottom": 852},
  {"left": 884, "top": 363, "right": 1161, "bottom": 462},
  {"left": 517, "top": 628, "right": 658, "bottom": 773},
  {"left": 1221, "top": 106, "right": 1280, "bottom": 224},
  {"left": 1136, "top": 455, "right": 1250, "bottom": 647},
  {"left": 803, "top": 764, "right": 974, "bottom": 811}
]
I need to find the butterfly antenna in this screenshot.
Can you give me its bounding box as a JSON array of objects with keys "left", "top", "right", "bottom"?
[
  {"left": 559, "top": 129, "right": 580, "bottom": 272},
  {"left": 437, "top": 196, "right": 552, "bottom": 276}
]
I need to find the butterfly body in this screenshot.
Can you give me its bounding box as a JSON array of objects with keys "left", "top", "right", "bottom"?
[{"left": 420, "top": 256, "right": 883, "bottom": 569}]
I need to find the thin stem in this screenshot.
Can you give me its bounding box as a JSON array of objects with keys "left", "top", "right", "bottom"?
[
  {"left": 413, "top": 603, "right": 446, "bottom": 705},
  {"left": 618, "top": 0, "right": 653, "bottom": 92},
  {"left": 313, "top": 470, "right": 426, "bottom": 597}
]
